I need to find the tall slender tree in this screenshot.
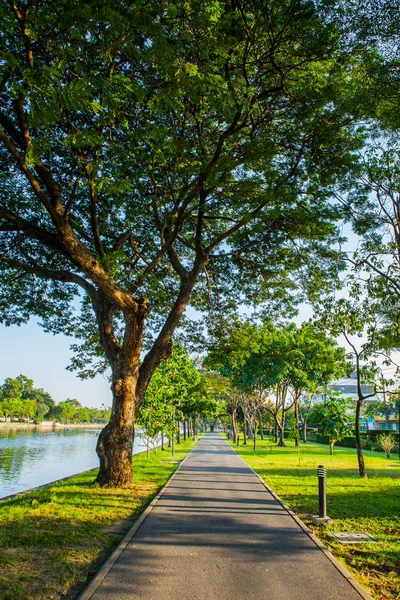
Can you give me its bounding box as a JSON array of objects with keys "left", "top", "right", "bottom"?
[{"left": 316, "top": 295, "right": 397, "bottom": 478}]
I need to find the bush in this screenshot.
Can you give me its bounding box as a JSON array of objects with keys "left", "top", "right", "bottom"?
[{"left": 377, "top": 433, "right": 397, "bottom": 458}]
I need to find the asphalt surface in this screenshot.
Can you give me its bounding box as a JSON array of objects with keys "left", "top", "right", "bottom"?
[{"left": 88, "top": 433, "right": 367, "bottom": 600}]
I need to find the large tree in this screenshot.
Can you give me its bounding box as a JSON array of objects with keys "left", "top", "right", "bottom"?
[{"left": 0, "top": 0, "right": 365, "bottom": 485}]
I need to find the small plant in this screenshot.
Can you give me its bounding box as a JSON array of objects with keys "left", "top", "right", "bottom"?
[
  {"left": 377, "top": 433, "right": 396, "bottom": 458},
  {"left": 308, "top": 392, "right": 354, "bottom": 455}
]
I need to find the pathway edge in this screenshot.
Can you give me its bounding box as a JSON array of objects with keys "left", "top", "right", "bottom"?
[
  {"left": 228, "top": 436, "right": 373, "bottom": 600},
  {"left": 77, "top": 439, "right": 200, "bottom": 600}
]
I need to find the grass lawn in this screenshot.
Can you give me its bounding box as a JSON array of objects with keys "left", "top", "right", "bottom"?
[
  {"left": 0, "top": 437, "right": 198, "bottom": 600},
  {"left": 229, "top": 437, "right": 400, "bottom": 600}
]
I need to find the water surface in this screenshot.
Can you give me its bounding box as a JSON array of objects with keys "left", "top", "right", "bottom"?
[{"left": 0, "top": 425, "right": 150, "bottom": 498}]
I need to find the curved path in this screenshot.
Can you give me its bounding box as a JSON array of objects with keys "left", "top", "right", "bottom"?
[{"left": 85, "top": 433, "right": 370, "bottom": 600}]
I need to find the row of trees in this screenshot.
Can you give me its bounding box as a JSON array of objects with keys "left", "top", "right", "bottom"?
[
  {"left": 137, "top": 345, "right": 219, "bottom": 453},
  {"left": 0, "top": 0, "right": 399, "bottom": 485},
  {"left": 0, "top": 374, "right": 55, "bottom": 421},
  {"left": 0, "top": 375, "right": 110, "bottom": 423},
  {"left": 206, "top": 320, "right": 350, "bottom": 446},
  {"left": 51, "top": 398, "right": 111, "bottom": 424},
  {"left": 206, "top": 316, "right": 400, "bottom": 475}
]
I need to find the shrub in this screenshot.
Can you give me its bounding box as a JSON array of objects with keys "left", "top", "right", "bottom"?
[{"left": 377, "top": 433, "right": 397, "bottom": 458}]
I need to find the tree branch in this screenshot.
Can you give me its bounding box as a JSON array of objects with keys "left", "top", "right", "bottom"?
[
  {"left": 0, "top": 206, "right": 67, "bottom": 256},
  {"left": 0, "top": 254, "right": 97, "bottom": 300},
  {"left": 349, "top": 256, "right": 400, "bottom": 295},
  {"left": 89, "top": 180, "right": 106, "bottom": 259},
  {"left": 166, "top": 245, "right": 189, "bottom": 280},
  {"left": 94, "top": 293, "right": 122, "bottom": 366},
  {"left": 0, "top": 127, "right": 57, "bottom": 218},
  {"left": 195, "top": 187, "right": 207, "bottom": 252},
  {"left": 9, "top": 0, "right": 34, "bottom": 68},
  {"left": 0, "top": 111, "right": 26, "bottom": 148},
  {"left": 113, "top": 229, "right": 133, "bottom": 251},
  {"left": 138, "top": 258, "right": 205, "bottom": 398},
  {"left": 205, "top": 200, "right": 269, "bottom": 254}
]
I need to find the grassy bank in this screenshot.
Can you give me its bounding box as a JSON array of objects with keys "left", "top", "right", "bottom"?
[
  {"left": 229, "top": 437, "right": 400, "bottom": 600},
  {"left": 0, "top": 437, "right": 198, "bottom": 600}
]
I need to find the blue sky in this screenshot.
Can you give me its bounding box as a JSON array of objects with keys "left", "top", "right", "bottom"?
[{"left": 0, "top": 321, "right": 111, "bottom": 409}]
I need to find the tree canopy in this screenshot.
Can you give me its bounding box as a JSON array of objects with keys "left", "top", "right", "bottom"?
[{"left": 0, "top": 0, "right": 383, "bottom": 485}]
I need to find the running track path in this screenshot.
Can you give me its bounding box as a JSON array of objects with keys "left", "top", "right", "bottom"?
[{"left": 85, "top": 433, "right": 370, "bottom": 600}]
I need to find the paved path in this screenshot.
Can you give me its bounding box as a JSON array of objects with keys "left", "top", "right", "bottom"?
[{"left": 87, "top": 433, "right": 368, "bottom": 600}]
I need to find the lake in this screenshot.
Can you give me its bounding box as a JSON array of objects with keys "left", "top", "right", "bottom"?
[{"left": 0, "top": 425, "right": 152, "bottom": 499}]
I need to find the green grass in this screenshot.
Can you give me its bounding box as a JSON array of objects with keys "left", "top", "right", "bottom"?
[
  {"left": 229, "top": 437, "right": 400, "bottom": 600},
  {"left": 0, "top": 438, "right": 198, "bottom": 600}
]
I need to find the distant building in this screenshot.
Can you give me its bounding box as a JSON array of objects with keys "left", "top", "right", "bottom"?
[
  {"left": 329, "top": 379, "right": 375, "bottom": 401},
  {"left": 316, "top": 374, "right": 398, "bottom": 432},
  {"left": 315, "top": 373, "right": 378, "bottom": 405}
]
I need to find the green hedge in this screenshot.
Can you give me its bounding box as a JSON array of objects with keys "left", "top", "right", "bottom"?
[{"left": 308, "top": 432, "right": 399, "bottom": 453}]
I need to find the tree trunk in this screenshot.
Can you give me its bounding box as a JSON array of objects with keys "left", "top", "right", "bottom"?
[
  {"left": 253, "top": 418, "right": 257, "bottom": 451},
  {"left": 243, "top": 415, "right": 247, "bottom": 445},
  {"left": 277, "top": 422, "right": 286, "bottom": 446},
  {"left": 329, "top": 438, "right": 334, "bottom": 456},
  {"left": 94, "top": 298, "right": 145, "bottom": 487},
  {"left": 274, "top": 419, "right": 278, "bottom": 443},
  {"left": 301, "top": 416, "right": 307, "bottom": 443},
  {"left": 183, "top": 420, "right": 187, "bottom": 441},
  {"left": 232, "top": 409, "right": 237, "bottom": 444},
  {"left": 355, "top": 399, "right": 367, "bottom": 478},
  {"left": 161, "top": 431, "right": 165, "bottom": 451},
  {"left": 96, "top": 381, "right": 134, "bottom": 487},
  {"left": 95, "top": 376, "right": 137, "bottom": 486},
  {"left": 193, "top": 415, "right": 197, "bottom": 437},
  {"left": 177, "top": 421, "right": 181, "bottom": 444},
  {"left": 259, "top": 413, "right": 264, "bottom": 440},
  {"left": 249, "top": 420, "right": 254, "bottom": 440},
  {"left": 277, "top": 409, "right": 286, "bottom": 447},
  {"left": 294, "top": 399, "right": 299, "bottom": 447}
]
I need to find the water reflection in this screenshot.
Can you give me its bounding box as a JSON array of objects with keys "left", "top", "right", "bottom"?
[{"left": 0, "top": 426, "right": 102, "bottom": 498}]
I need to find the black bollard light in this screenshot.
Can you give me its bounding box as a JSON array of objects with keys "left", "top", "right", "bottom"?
[
  {"left": 311, "top": 465, "right": 331, "bottom": 524},
  {"left": 318, "top": 465, "right": 327, "bottom": 519}
]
